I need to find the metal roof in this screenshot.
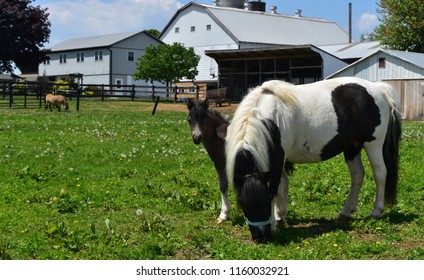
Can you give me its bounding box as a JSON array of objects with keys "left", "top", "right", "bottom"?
[
  {"left": 385, "top": 49, "right": 424, "bottom": 69},
  {"left": 161, "top": 3, "right": 350, "bottom": 46},
  {"left": 319, "top": 41, "right": 381, "bottom": 60},
  {"left": 50, "top": 31, "right": 143, "bottom": 52},
  {"left": 205, "top": 5, "right": 350, "bottom": 45},
  {"left": 327, "top": 49, "right": 424, "bottom": 79}
]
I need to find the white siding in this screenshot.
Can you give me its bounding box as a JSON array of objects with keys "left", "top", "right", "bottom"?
[
  {"left": 39, "top": 48, "right": 110, "bottom": 78},
  {"left": 160, "top": 5, "right": 238, "bottom": 82},
  {"left": 39, "top": 32, "right": 162, "bottom": 85},
  {"left": 312, "top": 47, "right": 348, "bottom": 79}
]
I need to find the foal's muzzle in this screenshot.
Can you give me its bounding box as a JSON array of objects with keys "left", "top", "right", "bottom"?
[{"left": 192, "top": 134, "right": 202, "bottom": 145}]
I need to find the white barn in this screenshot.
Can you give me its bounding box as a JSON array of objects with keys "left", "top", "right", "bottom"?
[
  {"left": 39, "top": 31, "right": 162, "bottom": 86},
  {"left": 159, "top": 1, "right": 351, "bottom": 92}
]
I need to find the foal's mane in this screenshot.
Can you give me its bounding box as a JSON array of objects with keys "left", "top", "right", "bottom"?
[{"left": 208, "top": 108, "right": 230, "bottom": 125}]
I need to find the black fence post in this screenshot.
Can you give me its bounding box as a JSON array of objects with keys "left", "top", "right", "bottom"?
[
  {"left": 24, "top": 83, "right": 27, "bottom": 109},
  {"left": 76, "top": 87, "right": 81, "bottom": 111},
  {"left": 174, "top": 85, "right": 178, "bottom": 103},
  {"left": 196, "top": 85, "right": 199, "bottom": 100},
  {"left": 151, "top": 84, "right": 155, "bottom": 102},
  {"left": 101, "top": 84, "right": 105, "bottom": 101},
  {"left": 7, "top": 83, "right": 12, "bottom": 108},
  {"left": 131, "top": 84, "right": 135, "bottom": 101},
  {"left": 38, "top": 83, "right": 43, "bottom": 108},
  {"left": 152, "top": 96, "right": 160, "bottom": 115}
]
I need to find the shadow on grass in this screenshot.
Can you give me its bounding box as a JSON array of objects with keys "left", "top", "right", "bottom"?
[
  {"left": 384, "top": 208, "right": 419, "bottom": 224},
  {"left": 271, "top": 209, "right": 420, "bottom": 245},
  {"left": 272, "top": 217, "right": 353, "bottom": 245}
]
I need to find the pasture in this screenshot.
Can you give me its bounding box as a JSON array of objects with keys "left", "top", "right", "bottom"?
[{"left": 0, "top": 100, "right": 423, "bottom": 260}]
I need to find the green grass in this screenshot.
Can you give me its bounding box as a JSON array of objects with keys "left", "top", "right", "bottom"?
[{"left": 0, "top": 100, "right": 423, "bottom": 260}]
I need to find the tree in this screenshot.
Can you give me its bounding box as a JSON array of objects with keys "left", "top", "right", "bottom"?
[
  {"left": 373, "top": 0, "right": 424, "bottom": 52},
  {"left": 145, "top": 29, "right": 160, "bottom": 38},
  {"left": 134, "top": 43, "right": 200, "bottom": 87},
  {"left": 0, "top": 0, "right": 51, "bottom": 74}
]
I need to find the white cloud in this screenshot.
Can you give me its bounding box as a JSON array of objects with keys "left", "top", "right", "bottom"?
[
  {"left": 41, "top": 0, "right": 183, "bottom": 45},
  {"left": 357, "top": 13, "right": 379, "bottom": 34}
]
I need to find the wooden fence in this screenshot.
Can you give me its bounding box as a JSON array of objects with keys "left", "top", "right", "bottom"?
[
  {"left": 0, "top": 81, "right": 202, "bottom": 111},
  {"left": 383, "top": 79, "right": 424, "bottom": 120}
]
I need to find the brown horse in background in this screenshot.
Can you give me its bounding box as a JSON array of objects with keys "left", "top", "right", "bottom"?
[{"left": 45, "top": 94, "right": 69, "bottom": 112}]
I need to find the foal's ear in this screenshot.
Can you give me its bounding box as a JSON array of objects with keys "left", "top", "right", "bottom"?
[
  {"left": 216, "top": 124, "right": 227, "bottom": 140},
  {"left": 187, "top": 98, "right": 194, "bottom": 110}
]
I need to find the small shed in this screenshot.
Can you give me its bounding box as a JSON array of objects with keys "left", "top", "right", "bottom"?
[{"left": 327, "top": 49, "right": 424, "bottom": 120}]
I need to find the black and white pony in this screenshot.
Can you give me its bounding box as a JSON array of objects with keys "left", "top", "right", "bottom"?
[{"left": 226, "top": 77, "right": 402, "bottom": 243}]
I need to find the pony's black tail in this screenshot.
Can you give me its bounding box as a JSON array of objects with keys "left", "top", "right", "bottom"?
[{"left": 383, "top": 108, "right": 402, "bottom": 205}]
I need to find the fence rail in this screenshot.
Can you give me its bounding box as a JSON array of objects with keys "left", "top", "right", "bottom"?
[{"left": 0, "top": 81, "right": 202, "bottom": 110}]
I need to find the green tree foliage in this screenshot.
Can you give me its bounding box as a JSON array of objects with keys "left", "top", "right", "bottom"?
[
  {"left": 373, "top": 0, "right": 424, "bottom": 52},
  {"left": 134, "top": 43, "right": 200, "bottom": 87},
  {"left": 0, "top": 0, "right": 51, "bottom": 74},
  {"left": 145, "top": 29, "right": 160, "bottom": 38}
]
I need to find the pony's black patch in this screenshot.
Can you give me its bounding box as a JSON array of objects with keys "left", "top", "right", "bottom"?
[{"left": 321, "top": 83, "right": 381, "bottom": 161}]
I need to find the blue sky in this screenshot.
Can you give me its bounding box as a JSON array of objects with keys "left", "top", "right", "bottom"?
[{"left": 33, "top": 0, "right": 380, "bottom": 47}]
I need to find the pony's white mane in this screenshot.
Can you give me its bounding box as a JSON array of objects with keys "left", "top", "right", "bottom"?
[{"left": 226, "top": 81, "right": 297, "bottom": 183}]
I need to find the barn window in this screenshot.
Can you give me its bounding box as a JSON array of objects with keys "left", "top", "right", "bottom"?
[
  {"left": 206, "top": 24, "right": 211, "bottom": 31},
  {"left": 175, "top": 27, "right": 179, "bottom": 34},
  {"left": 59, "top": 54, "right": 66, "bottom": 64},
  {"left": 77, "top": 52, "right": 84, "bottom": 62},
  {"left": 95, "top": 50, "right": 103, "bottom": 61},
  {"left": 379, "top": 57, "right": 386, "bottom": 68},
  {"left": 128, "top": 51, "right": 134, "bottom": 62},
  {"left": 190, "top": 26, "right": 195, "bottom": 32}
]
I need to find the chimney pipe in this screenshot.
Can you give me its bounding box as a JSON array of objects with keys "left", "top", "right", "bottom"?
[
  {"left": 270, "top": 6, "right": 277, "bottom": 14},
  {"left": 349, "top": 3, "right": 352, "bottom": 43},
  {"left": 295, "top": 9, "right": 302, "bottom": 17}
]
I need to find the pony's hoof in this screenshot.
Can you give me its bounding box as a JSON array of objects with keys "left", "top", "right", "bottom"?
[
  {"left": 370, "top": 210, "right": 383, "bottom": 219},
  {"left": 216, "top": 217, "right": 227, "bottom": 224},
  {"left": 275, "top": 217, "right": 287, "bottom": 227},
  {"left": 337, "top": 214, "right": 353, "bottom": 222}
]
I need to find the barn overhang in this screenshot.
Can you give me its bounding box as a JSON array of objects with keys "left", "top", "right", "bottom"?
[{"left": 205, "top": 45, "right": 325, "bottom": 100}]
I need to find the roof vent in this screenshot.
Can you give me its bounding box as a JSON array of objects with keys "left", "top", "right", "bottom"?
[
  {"left": 249, "top": 1, "right": 266, "bottom": 12},
  {"left": 244, "top": 2, "right": 252, "bottom": 10},
  {"left": 295, "top": 9, "right": 302, "bottom": 17},
  {"left": 270, "top": 6, "right": 277, "bottom": 14},
  {"left": 214, "top": 0, "right": 244, "bottom": 9}
]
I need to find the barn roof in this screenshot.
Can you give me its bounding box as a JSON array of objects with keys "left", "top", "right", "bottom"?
[
  {"left": 319, "top": 41, "right": 381, "bottom": 60},
  {"left": 327, "top": 49, "right": 424, "bottom": 79},
  {"left": 161, "top": 2, "right": 350, "bottom": 46},
  {"left": 50, "top": 31, "right": 148, "bottom": 52},
  {"left": 385, "top": 50, "right": 424, "bottom": 69}
]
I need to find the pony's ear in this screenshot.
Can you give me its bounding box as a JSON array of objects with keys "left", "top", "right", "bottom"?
[
  {"left": 187, "top": 98, "right": 194, "bottom": 110},
  {"left": 203, "top": 98, "right": 209, "bottom": 109}
]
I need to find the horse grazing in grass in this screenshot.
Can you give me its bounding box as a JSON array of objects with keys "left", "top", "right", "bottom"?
[
  {"left": 45, "top": 94, "right": 69, "bottom": 112},
  {"left": 187, "top": 98, "right": 230, "bottom": 223},
  {"left": 226, "top": 77, "right": 402, "bottom": 243}
]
